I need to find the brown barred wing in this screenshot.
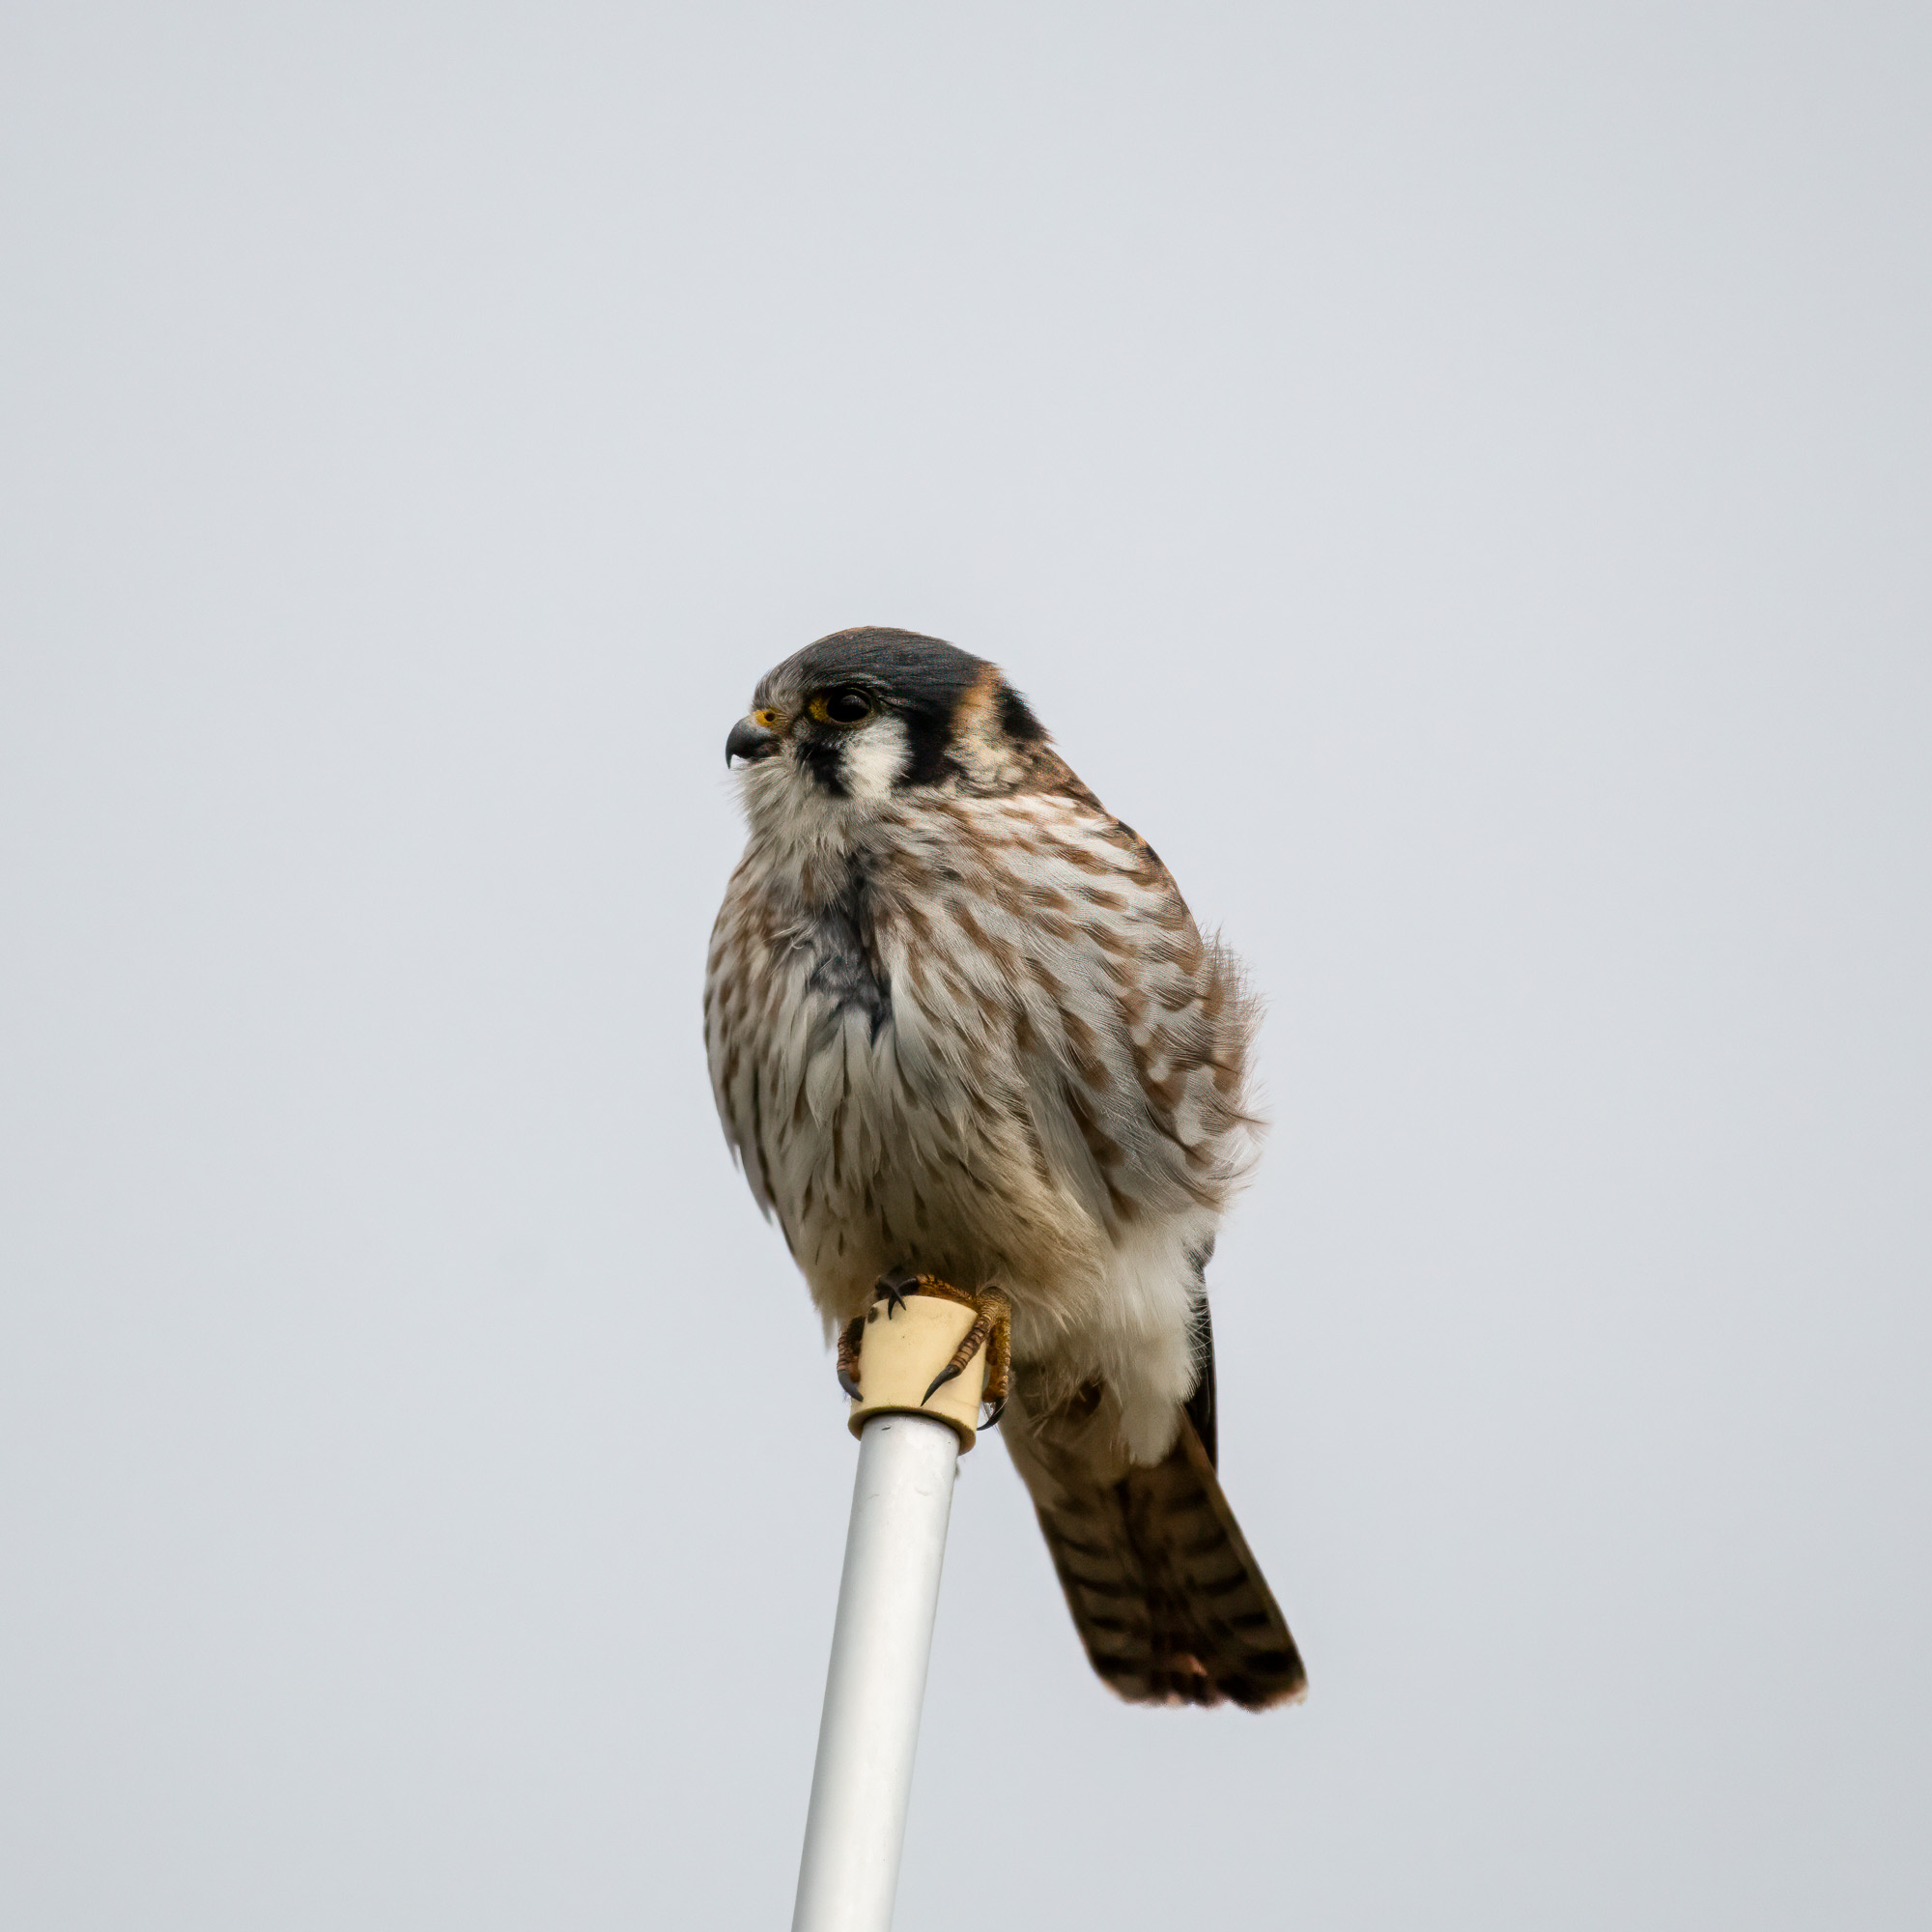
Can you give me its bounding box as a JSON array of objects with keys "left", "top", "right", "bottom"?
[{"left": 1007, "top": 1402, "right": 1306, "bottom": 1712}]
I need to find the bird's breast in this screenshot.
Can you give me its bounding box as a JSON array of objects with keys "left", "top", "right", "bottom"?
[{"left": 792, "top": 887, "right": 892, "bottom": 1049}]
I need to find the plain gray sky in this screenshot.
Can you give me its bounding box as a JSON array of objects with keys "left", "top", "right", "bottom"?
[{"left": 3, "top": 4, "right": 1927, "bottom": 1926}]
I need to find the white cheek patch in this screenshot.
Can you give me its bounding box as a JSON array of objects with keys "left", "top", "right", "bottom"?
[{"left": 838, "top": 716, "right": 911, "bottom": 803}]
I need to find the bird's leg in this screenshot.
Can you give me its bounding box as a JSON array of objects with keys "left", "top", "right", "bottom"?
[
  {"left": 921, "top": 1284, "right": 1012, "bottom": 1429},
  {"left": 980, "top": 1297, "right": 1011, "bottom": 1429},
  {"left": 836, "top": 1317, "right": 865, "bottom": 1403}
]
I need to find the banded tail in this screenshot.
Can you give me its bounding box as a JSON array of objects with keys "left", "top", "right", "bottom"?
[{"left": 1006, "top": 1391, "right": 1306, "bottom": 1711}]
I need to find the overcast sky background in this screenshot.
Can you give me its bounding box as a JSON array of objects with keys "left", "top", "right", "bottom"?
[{"left": 3, "top": 4, "right": 1928, "bottom": 1926}]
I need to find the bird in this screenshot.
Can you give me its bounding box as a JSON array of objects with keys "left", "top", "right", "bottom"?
[{"left": 704, "top": 626, "right": 1305, "bottom": 1710}]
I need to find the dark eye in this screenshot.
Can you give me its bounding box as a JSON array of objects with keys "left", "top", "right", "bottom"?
[{"left": 814, "top": 688, "right": 874, "bottom": 725}]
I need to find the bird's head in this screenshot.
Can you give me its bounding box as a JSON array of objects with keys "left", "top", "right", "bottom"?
[{"left": 725, "top": 627, "right": 1049, "bottom": 810}]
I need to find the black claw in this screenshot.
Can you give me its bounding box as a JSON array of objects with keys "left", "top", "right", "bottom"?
[
  {"left": 838, "top": 1369, "right": 863, "bottom": 1402},
  {"left": 980, "top": 1396, "right": 1007, "bottom": 1430},
  {"left": 874, "top": 1274, "right": 915, "bottom": 1318},
  {"left": 922, "top": 1362, "right": 964, "bottom": 1405}
]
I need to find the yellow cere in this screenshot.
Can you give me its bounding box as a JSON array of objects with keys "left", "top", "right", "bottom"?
[{"left": 753, "top": 708, "right": 784, "bottom": 731}]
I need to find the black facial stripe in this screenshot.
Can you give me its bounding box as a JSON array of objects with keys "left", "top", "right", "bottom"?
[
  {"left": 997, "top": 684, "right": 1046, "bottom": 744},
  {"left": 796, "top": 735, "right": 846, "bottom": 795},
  {"left": 899, "top": 704, "right": 958, "bottom": 787}
]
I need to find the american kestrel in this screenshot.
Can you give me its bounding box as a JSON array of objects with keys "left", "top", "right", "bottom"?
[{"left": 705, "top": 628, "right": 1304, "bottom": 1709}]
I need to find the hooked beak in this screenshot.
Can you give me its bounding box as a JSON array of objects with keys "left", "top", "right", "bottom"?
[{"left": 725, "top": 716, "right": 781, "bottom": 768}]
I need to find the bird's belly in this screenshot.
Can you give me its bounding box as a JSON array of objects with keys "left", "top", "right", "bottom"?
[
  {"left": 760, "top": 993, "right": 1098, "bottom": 1331},
  {"left": 724, "top": 925, "right": 1208, "bottom": 1458}
]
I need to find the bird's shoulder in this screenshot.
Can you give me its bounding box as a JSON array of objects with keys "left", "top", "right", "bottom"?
[{"left": 879, "top": 757, "right": 1191, "bottom": 926}]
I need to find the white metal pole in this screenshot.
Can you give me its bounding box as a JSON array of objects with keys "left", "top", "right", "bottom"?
[{"left": 792, "top": 1409, "right": 960, "bottom": 1932}]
